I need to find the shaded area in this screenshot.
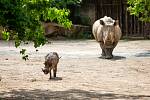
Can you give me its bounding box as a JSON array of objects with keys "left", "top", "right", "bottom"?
[
  {"left": 110, "top": 56, "right": 126, "bottom": 61},
  {"left": 99, "top": 56, "right": 126, "bottom": 61},
  {"left": 135, "top": 50, "right": 150, "bottom": 57},
  {"left": 49, "top": 77, "right": 63, "bottom": 81},
  {"left": 0, "top": 89, "right": 150, "bottom": 100}
]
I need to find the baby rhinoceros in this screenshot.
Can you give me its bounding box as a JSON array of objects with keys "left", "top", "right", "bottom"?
[{"left": 42, "top": 52, "right": 60, "bottom": 80}]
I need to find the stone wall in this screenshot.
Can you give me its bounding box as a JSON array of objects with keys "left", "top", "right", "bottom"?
[{"left": 43, "top": 22, "right": 92, "bottom": 39}]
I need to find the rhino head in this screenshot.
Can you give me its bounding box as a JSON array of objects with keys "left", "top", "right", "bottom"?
[
  {"left": 42, "top": 62, "right": 50, "bottom": 75},
  {"left": 42, "top": 67, "right": 49, "bottom": 74},
  {"left": 100, "top": 18, "right": 119, "bottom": 48}
]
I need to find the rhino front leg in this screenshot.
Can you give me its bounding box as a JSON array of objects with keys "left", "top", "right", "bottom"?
[
  {"left": 109, "top": 48, "right": 114, "bottom": 58},
  {"left": 104, "top": 42, "right": 118, "bottom": 59},
  {"left": 105, "top": 48, "right": 113, "bottom": 59},
  {"left": 49, "top": 69, "right": 52, "bottom": 80},
  {"left": 101, "top": 49, "right": 106, "bottom": 56},
  {"left": 99, "top": 42, "right": 106, "bottom": 58},
  {"left": 53, "top": 66, "right": 57, "bottom": 78},
  {"left": 107, "top": 42, "right": 118, "bottom": 58},
  {"left": 101, "top": 49, "right": 107, "bottom": 59}
]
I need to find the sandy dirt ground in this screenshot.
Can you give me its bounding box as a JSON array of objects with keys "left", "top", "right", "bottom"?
[{"left": 0, "top": 39, "right": 150, "bottom": 100}]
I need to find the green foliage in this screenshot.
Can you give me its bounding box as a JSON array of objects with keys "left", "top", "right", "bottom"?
[
  {"left": 20, "top": 49, "right": 28, "bottom": 61},
  {"left": 51, "top": 0, "right": 81, "bottom": 8},
  {"left": 44, "top": 7, "right": 72, "bottom": 28},
  {"left": 0, "top": 0, "right": 81, "bottom": 60},
  {"left": 128, "top": 0, "right": 150, "bottom": 22},
  {"left": 2, "top": 30, "right": 10, "bottom": 41}
]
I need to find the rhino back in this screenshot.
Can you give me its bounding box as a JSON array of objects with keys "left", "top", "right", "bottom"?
[{"left": 45, "top": 52, "right": 59, "bottom": 67}]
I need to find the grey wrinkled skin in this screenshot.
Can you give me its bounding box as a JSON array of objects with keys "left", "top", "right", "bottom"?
[
  {"left": 42, "top": 52, "right": 60, "bottom": 79},
  {"left": 92, "top": 16, "right": 122, "bottom": 59}
]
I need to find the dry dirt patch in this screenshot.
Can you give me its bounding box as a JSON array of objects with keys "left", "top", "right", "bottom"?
[{"left": 0, "top": 40, "right": 150, "bottom": 100}]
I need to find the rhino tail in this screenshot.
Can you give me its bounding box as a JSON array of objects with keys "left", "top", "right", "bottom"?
[{"left": 59, "top": 56, "right": 62, "bottom": 59}]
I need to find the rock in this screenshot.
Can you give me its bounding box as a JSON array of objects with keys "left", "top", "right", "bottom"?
[
  {"left": 30, "top": 78, "right": 37, "bottom": 82},
  {"left": 5, "top": 58, "right": 8, "bottom": 60}
]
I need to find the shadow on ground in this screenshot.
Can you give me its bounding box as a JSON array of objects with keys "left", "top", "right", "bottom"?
[
  {"left": 49, "top": 77, "right": 63, "bottom": 81},
  {"left": 110, "top": 56, "right": 126, "bottom": 61},
  {"left": 135, "top": 50, "right": 150, "bottom": 57},
  {"left": 99, "top": 56, "right": 126, "bottom": 61},
  {"left": 0, "top": 89, "right": 150, "bottom": 100}
]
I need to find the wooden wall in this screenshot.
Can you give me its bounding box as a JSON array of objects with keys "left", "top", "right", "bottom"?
[{"left": 80, "top": 0, "right": 150, "bottom": 38}]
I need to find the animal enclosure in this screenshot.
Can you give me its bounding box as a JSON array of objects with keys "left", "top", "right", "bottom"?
[{"left": 80, "top": 0, "right": 150, "bottom": 38}]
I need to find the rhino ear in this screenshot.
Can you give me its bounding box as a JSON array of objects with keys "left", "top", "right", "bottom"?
[
  {"left": 100, "top": 20, "right": 105, "bottom": 25},
  {"left": 114, "top": 20, "right": 119, "bottom": 26}
]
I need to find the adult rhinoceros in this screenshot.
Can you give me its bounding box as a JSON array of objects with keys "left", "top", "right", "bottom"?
[{"left": 92, "top": 16, "right": 122, "bottom": 59}]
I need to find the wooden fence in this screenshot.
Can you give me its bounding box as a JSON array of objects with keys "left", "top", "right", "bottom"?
[{"left": 81, "top": 0, "right": 150, "bottom": 38}]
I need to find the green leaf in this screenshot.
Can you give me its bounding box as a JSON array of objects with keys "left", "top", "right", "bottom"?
[
  {"left": 128, "top": 0, "right": 150, "bottom": 22},
  {"left": 22, "top": 55, "right": 29, "bottom": 61},
  {"left": 0, "top": 0, "right": 81, "bottom": 60},
  {"left": 20, "top": 49, "right": 26, "bottom": 55},
  {"left": 2, "top": 30, "right": 10, "bottom": 41}
]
